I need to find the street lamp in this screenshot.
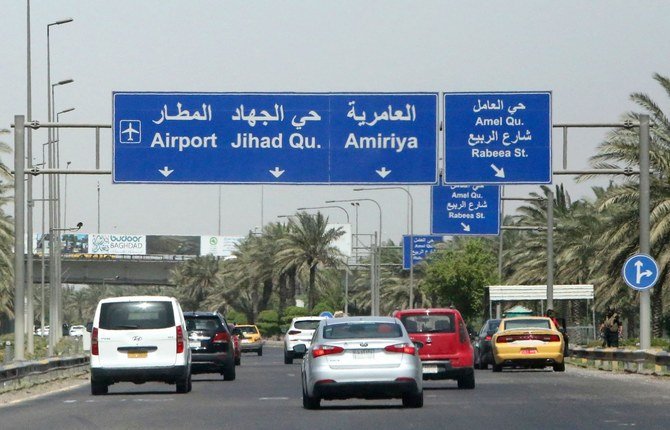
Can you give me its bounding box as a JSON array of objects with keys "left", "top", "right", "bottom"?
[
  {"left": 354, "top": 187, "right": 415, "bottom": 308},
  {"left": 296, "top": 206, "right": 350, "bottom": 223},
  {"left": 47, "top": 221, "right": 82, "bottom": 357},
  {"left": 326, "top": 198, "right": 383, "bottom": 315},
  {"left": 64, "top": 161, "right": 71, "bottom": 227}
]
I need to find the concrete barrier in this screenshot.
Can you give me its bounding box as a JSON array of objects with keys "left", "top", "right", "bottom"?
[
  {"left": 568, "top": 346, "right": 670, "bottom": 376},
  {"left": 0, "top": 355, "right": 89, "bottom": 394}
]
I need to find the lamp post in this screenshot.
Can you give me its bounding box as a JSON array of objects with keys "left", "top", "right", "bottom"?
[
  {"left": 354, "top": 187, "right": 414, "bottom": 308},
  {"left": 351, "top": 202, "right": 360, "bottom": 262},
  {"left": 26, "top": 0, "right": 34, "bottom": 356},
  {"left": 49, "top": 79, "right": 73, "bottom": 345},
  {"left": 47, "top": 221, "right": 82, "bottom": 357},
  {"left": 326, "top": 198, "right": 382, "bottom": 315},
  {"left": 297, "top": 206, "right": 351, "bottom": 314},
  {"left": 63, "top": 160, "right": 71, "bottom": 227}
]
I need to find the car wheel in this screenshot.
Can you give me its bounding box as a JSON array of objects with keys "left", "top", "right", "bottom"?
[
  {"left": 223, "top": 360, "right": 237, "bottom": 381},
  {"left": 284, "top": 350, "right": 293, "bottom": 364},
  {"left": 90, "top": 380, "right": 108, "bottom": 396},
  {"left": 457, "top": 371, "right": 475, "bottom": 389},
  {"left": 302, "top": 388, "right": 321, "bottom": 409},
  {"left": 492, "top": 363, "right": 503, "bottom": 373},
  {"left": 257, "top": 347, "right": 263, "bottom": 356},
  {"left": 176, "top": 373, "right": 191, "bottom": 394},
  {"left": 235, "top": 355, "right": 241, "bottom": 366},
  {"left": 480, "top": 361, "right": 488, "bottom": 370},
  {"left": 402, "top": 391, "right": 424, "bottom": 408},
  {"left": 553, "top": 362, "right": 566, "bottom": 372}
]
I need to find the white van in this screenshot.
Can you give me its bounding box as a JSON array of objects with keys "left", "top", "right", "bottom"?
[{"left": 88, "top": 296, "right": 191, "bottom": 395}]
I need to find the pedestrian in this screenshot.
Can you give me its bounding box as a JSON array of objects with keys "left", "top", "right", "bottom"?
[
  {"left": 546, "top": 309, "right": 569, "bottom": 355},
  {"left": 545, "top": 309, "right": 560, "bottom": 330},
  {"left": 600, "top": 306, "right": 622, "bottom": 347}
]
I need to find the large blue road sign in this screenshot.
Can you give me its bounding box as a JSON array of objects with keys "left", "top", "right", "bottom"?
[
  {"left": 403, "top": 235, "right": 444, "bottom": 270},
  {"left": 622, "top": 254, "right": 659, "bottom": 291},
  {"left": 431, "top": 185, "right": 500, "bottom": 235},
  {"left": 444, "top": 92, "right": 551, "bottom": 184},
  {"left": 113, "top": 92, "right": 438, "bottom": 184}
]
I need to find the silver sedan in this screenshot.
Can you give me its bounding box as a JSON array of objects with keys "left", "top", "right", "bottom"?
[{"left": 300, "top": 316, "right": 423, "bottom": 409}]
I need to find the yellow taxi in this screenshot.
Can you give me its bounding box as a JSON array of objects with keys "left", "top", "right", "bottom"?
[
  {"left": 235, "top": 324, "right": 263, "bottom": 356},
  {"left": 491, "top": 317, "right": 565, "bottom": 372}
]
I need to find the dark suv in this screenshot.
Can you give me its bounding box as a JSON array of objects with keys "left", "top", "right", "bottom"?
[
  {"left": 184, "top": 312, "right": 236, "bottom": 381},
  {"left": 394, "top": 308, "right": 475, "bottom": 389}
]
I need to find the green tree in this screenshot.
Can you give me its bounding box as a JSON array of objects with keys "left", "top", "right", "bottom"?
[
  {"left": 0, "top": 130, "right": 13, "bottom": 326},
  {"left": 422, "top": 238, "right": 497, "bottom": 321},
  {"left": 171, "top": 255, "right": 222, "bottom": 311}
]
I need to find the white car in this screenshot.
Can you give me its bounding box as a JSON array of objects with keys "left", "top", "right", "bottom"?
[
  {"left": 284, "top": 316, "right": 326, "bottom": 364},
  {"left": 35, "top": 326, "right": 49, "bottom": 337},
  {"left": 300, "top": 316, "right": 424, "bottom": 409},
  {"left": 69, "top": 325, "right": 86, "bottom": 337},
  {"left": 88, "top": 296, "right": 192, "bottom": 395}
]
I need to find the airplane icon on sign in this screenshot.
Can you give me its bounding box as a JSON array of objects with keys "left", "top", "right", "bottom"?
[{"left": 119, "top": 120, "right": 141, "bottom": 144}]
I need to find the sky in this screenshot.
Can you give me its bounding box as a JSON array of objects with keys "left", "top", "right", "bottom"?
[{"left": 2, "top": 0, "right": 670, "bottom": 245}]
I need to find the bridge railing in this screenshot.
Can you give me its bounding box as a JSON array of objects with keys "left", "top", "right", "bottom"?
[
  {"left": 569, "top": 346, "right": 670, "bottom": 375},
  {"left": 0, "top": 355, "right": 89, "bottom": 393}
]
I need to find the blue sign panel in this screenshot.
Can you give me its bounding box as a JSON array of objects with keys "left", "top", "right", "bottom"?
[
  {"left": 113, "top": 92, "right": 438, "bottom": 184},
  {"left": 622, "top": 254, "right": 659, "bottom": 291},
  {"left": 403, "top": 235, "right": 444, "bottom": 270},
  {"left": 431, "top": 185, "right": 500, "bottom": 235},
  {"left": 444, "top": 92, "right": 551, "bottom": 184}
]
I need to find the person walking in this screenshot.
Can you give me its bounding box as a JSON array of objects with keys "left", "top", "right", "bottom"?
[{"left": 600, "top": 306, "right": 622, "bottom": 347}]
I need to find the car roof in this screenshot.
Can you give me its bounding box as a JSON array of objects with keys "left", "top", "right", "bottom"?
[
  {"left": 183, "top": 311, "right": 220, "bottom": 317},
  {"left": 323, "top": 316, "right": 399, "bottom": 325},
  {"left": 235, "top": 324, "right": 257, "bottom": 327},
  {"left": 292, "top": 316, "right": 327, "bottom": 322},
  {"left": 98, "top": 295, "right": 176, "bottom": 304},
  {"left": 501, "top": 316, "right": 548, "bottom": 321},
  {"left": 394, "top": 308, "right": 461, "bottom": 315}
]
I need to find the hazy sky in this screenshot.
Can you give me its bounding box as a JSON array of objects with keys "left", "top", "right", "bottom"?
[{"left": 2, "top": 1, "right": 670, "bottom": 244}]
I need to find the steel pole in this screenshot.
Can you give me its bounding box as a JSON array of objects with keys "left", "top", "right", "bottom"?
[
  {"left": 13, "top": 116, "right": 26, "bottom": 361},
  {"left": 639, "top": 115, "right": 651, "bottom": 349},
  {"left": 26, "top": 0, "right": 34, "bottom": 354},
  {"left": 547, "top": 189, "right": 554, "bottom": 310}
]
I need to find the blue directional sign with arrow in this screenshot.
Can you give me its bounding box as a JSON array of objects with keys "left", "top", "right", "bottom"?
[
  {"left": 622, "top": 253, "right": 659, "bottom": 291},
  {"left": 403, "top": 235, "right": 444, "bottom": 270},
  {"left": 444, "top": 92, "right": 551, "bottom": 185},
  {"left": 431, "top": 185, "right": 500, "bottom": 235},
  {"left": 113, "top": 92, "right": 438, "bottom": 184}
]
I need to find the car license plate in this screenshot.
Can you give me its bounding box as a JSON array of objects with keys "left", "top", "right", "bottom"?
[
  {"left": 353, "top": 349, "right": 374, "bottom": 359},
  {"left": 241, "top": 339, "right": 250, "bottom": 344},
  {"left": 521, "top": 348, "right": 537, "bottom": 355},
  {"left": 190, "top": 341, "right": 201, "bottom": 349},
  {"left": 128, "top": 351, "right": 147, "bottom": 358},
  {"left": 423, "top": 364, "right": 438, "bottom": 374}
]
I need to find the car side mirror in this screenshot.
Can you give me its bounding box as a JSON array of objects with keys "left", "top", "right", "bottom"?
[
  {"left": 85, "top": 322, "right": 93, "bottom": 333},
  {"left": 413, "top": 341, "right": 424, "bottom": 350},
  {"left": 293, "top": 344, "right": 307, "bottom": 354},
  {"left": 233, "top": 328, "right": 242, "bottom": 336}
]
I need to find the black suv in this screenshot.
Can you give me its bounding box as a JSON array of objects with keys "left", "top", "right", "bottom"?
[{"left": 184, "top": 312, "right": 236, "bottom": 381}]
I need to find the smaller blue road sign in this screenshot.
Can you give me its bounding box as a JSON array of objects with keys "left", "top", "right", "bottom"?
[
  {"left": 622, "top": 254, "right": 659, "bottom": 291},
  {"left": 403, "top": 235, "right": 444, "bottom": 270},
  {"left": 431, "top": 185, "right": 500, "bottom": 235},
  {"left": 444, "top": 92, "right": 551, "bottom": 184}
]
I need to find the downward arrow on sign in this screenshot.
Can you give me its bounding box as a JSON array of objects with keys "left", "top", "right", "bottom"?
[
  {"left": 159, "top": 166, "right": 174, "bottom": 177},
  {"left": 460, "top": 222, "right": 471, "bottom": 232},
  {"left": 376, "top": 167, "right": 392, "bottom": 178},
  {"left": 269, "top": 167, "right": 285, "bottom": 178}
]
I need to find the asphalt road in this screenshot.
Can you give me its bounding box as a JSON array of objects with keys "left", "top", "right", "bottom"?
[{"left": 1, "top": 345, "right": 669, "bottom": 430}]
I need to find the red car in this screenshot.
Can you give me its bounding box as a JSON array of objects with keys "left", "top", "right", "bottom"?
[
  {"left": 230, "top": 326, "right": 242, "bottom": 366},
  {"left": 394, "top": 308, "right": 475, "bottom": 389}
]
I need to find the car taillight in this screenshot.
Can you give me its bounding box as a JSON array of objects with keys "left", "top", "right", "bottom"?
[
  {"left": 288, "top": 330, "right": 301, "bottom": 335},
  {"left": 176, "top": 326, "right": 184, "bottom": 354},
  {"left": 91, "top": 327, "right": 99, "bottom": 356},
  {"left": 213, "top": 332, "right": 230, "bottom": 343},
  {"left": 496, "top": 333, "right": 562, "bottom": 343},
  {"left": 312, "top": 344, "right": 344, "bottom": 358},
  {"left": 485, "top": 335, "right": 492, "bottom": 341},
  {"left": 384, "top": 343, "right": 416, "bottom": 355}
]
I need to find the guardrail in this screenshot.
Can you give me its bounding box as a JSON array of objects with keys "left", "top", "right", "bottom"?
[
  {"left": 0, "top": 355, "right": 90, "bottom": 393},
  {"left": 569, "top": 346, "right": 670, "bottom": 375}
]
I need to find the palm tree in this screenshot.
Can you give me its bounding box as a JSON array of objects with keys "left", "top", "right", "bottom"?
[
  {"left": 171, "top": 255, "right": 223, "bottom": 311},
  {"left": 276, "top": 212, "right": 344, "bottom": 309},
  {"left": 0, "top": 130, "right": 14, "bottom": 325},
  {"left": 588, "top": 73, "right": 670, "bottom": 337}
]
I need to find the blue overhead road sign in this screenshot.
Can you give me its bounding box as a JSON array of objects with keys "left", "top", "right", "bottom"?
[
  {"left": 113, "top": 92, "right": 438, "bottom": 184},
  {"left": 431, "top": 185, "right": 500, "bottom": 235},
  {"left": 444, "top": 92, "right": 551, "bottom": 184},
  {"left": 403, "top": 235, "right": 444, "bottom": 270},
  {"left": 622, "top": 254, "right": 659, "bottom": 291}
]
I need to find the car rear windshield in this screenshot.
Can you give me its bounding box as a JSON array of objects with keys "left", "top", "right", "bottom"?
[
  {"left": 323, "top": 322, "right": 403, "bottom": 339},
  {"left": 99, "top": 301, "right": 175, "bottom": 330},
  {"left": 185, "top": 316, "right": 223, "bottom": 331},
  {"left": 237, "top": 326, "right": 258, "bottom": 334},
  {"left": 504, "top": 319, "right": 551, "bottom": 330},
  {"left": 488, "top": 320, "right": 501, "bottom": 331},
  {"left": 294, "top": 320, "right": 322, "bottom": 330},
  {"left": 400, "top": 314, "right": 455, "bottom": 334}
]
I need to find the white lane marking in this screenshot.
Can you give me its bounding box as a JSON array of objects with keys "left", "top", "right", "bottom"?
[
  {"left": 287, "top": 373, "right": 295, "bottom": 377},
  {"left": 259, "top": 397, "right": 289, "bottom": 401},
  {"left": 64, "top": 400, "right": 77, "bottom": 403}
]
